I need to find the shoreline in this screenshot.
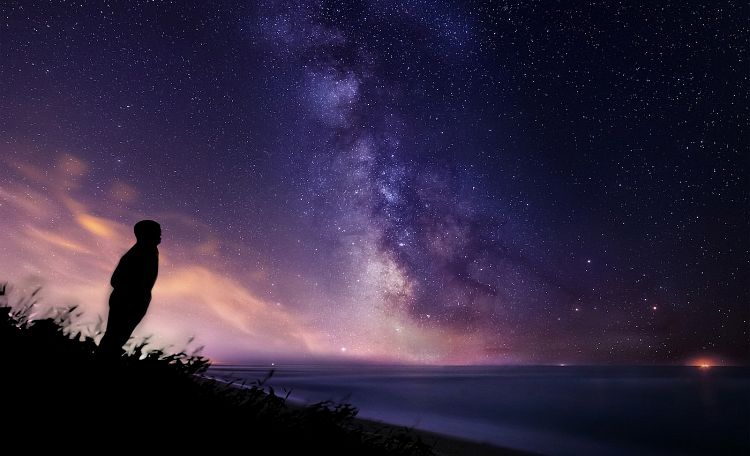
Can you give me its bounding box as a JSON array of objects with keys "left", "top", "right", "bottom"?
[
  {"left": 207, "top": 375, "right": 533, "bottom": 455},
  {"left": 354, "top": 416, "right": 537, "bottom": 456}
]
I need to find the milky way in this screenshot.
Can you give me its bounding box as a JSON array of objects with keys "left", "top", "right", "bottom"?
[{"left": 0, "top": 1, "right": 747, "bottom": 364}]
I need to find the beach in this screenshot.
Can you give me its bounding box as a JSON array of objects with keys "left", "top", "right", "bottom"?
[{"left": 364, "top": 420, "right": 537, "bottom": 456}]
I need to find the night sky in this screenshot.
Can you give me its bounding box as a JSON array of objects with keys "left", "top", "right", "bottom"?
[{"left": 1, "top": 1, "right": 747, "bottom": 365}]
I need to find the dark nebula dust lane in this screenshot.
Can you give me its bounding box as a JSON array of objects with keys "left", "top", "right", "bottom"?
[{"left": 0, "top": 1, "right": 747, "bottom": 364}]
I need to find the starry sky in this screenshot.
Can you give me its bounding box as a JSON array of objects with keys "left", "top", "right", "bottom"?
[{"left": 1, "top": 1, "right": 747, "bottom": 365}]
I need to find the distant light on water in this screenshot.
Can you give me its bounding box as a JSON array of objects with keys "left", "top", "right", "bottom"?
[{"left": 687, "top": 356, "right": 723, "bottom": 369}]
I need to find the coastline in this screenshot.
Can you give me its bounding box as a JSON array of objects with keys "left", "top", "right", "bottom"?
[
  {"left": 205, "top": 375, "right": 530, "bottom": 454},
  {"left": 355, "top": 417, "right": 537, "bottom": 456}
]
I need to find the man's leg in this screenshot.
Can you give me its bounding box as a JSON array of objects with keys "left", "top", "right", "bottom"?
[{"left": 98, "top": 297, "right": 131, "bottom": 358}]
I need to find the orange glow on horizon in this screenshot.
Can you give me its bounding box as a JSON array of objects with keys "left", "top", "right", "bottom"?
[{"left": 687, "top": 356, "right": 723, "bottom": 369}]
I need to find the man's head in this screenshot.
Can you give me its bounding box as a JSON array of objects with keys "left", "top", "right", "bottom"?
[{"left": 134, "top": 220, "right": 161, "bottom": 246}]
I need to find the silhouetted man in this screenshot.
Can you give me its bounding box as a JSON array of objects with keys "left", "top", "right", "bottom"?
[{"left": 98, "top": 220, "right": 161, "bottom": 358}]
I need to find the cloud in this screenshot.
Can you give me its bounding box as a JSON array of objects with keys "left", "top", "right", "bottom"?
[
  {"left": 0, "top": 152, "right": 327, "bottom": 361},
  {"left": 6, "top": 152, "right": 89, "bottom": 190},
  {"left": 58, "top": 153, "right": 89, "bottom": 179},
  {"left": 76, "top": 213, "right": 118, "bottom": 239},
  {"left": 26, "top": 227, "right": 92, "bottom": 254},
  {"left": 153, "top": 265, "right": 323, "bottom": 355},
  {"left": 108, "top": 181, "right": 139, "bottom": 204}
]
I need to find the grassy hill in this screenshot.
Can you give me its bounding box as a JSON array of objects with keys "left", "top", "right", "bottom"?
[{"left": 0, "top": 285, "right": 432, "bottom": 455}]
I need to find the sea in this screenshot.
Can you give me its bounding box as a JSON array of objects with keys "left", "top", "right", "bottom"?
[{"left": 206, "top": 364, "right": 750, "bottom": 455}]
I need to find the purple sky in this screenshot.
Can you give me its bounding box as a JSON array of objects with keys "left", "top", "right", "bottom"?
[{"left": 1, "top": 1, "right": 747, "bottom": 365}]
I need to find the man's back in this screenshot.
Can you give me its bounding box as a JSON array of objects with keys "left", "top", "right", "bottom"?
[{"left": 111, "top": 244, "right": 159, "bottom": 296}]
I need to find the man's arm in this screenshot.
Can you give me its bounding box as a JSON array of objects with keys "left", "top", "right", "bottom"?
[{"left": 110, "top": 252, "right": 131, "bottom": 289}]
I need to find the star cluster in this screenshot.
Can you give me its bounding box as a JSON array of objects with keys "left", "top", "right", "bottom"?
[{"left": 0, "top": 1, "right": 747, "bottom": 364}]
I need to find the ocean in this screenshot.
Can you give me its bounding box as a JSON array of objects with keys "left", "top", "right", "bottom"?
[{"left": 206, "top": 365, "right": 750, "bottom": 455}]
